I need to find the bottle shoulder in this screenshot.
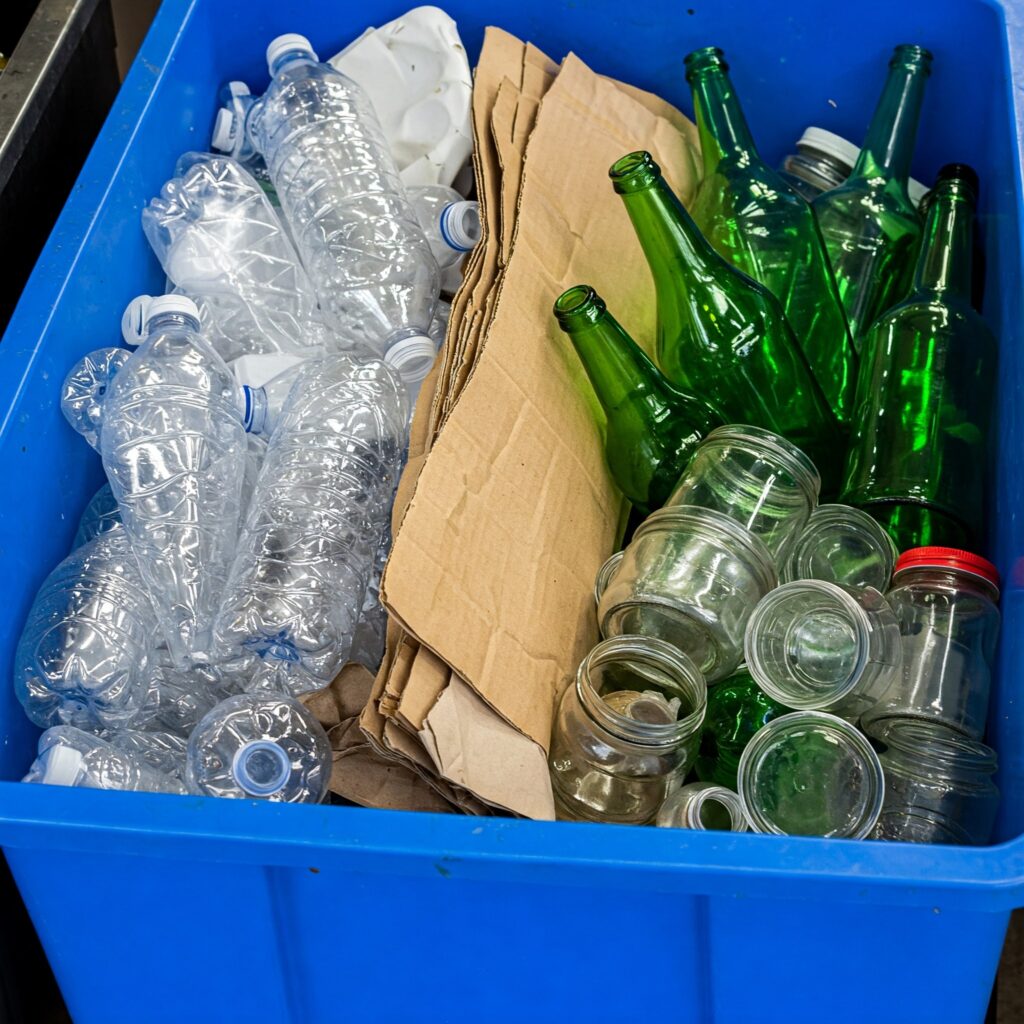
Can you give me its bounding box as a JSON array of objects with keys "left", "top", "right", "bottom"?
[{"left": 813, "top": 180, "right": 920, "bottom": 232}]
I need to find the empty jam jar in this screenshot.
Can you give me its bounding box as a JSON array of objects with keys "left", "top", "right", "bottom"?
[
  {"left": 597, "top": 506, "right": 778, "bottom": 683},
  {"left": 548, "top": 636, "right": 707, "bottom": 824},
  {"left": 862, "top": 548, "right": 1001, "bottom": 739},
  {"left": 665, "top": 425, "right": 820, "bottom": 568},
  {"left": 868, "top": 717, "right": 999, "bottom": 846}
]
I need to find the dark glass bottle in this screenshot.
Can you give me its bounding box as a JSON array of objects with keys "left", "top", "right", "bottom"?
[
  {"left": 609, "top": 150, "right": 841, "bottom": 482},
  {"left": 840, "top": 165, "right": 996, "bottom": 551},
  {"left": 813, "top": 45, "right": 932, "bottom": 347},
  {"left": 553, "top": 285, "right": 721, "bottom": 514},
  {"left": 695, "top": 667, "right": 786, "bottom": 790},
  {"left": 685, "top": 46, "right": 857, "bottom": 428}
]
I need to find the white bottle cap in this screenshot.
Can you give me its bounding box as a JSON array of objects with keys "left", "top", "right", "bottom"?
[
  {"left": 385, "top": 334, "right": 437, "bottom": 385},
  {"left": 40, "top": 745, "right": 85, "bottom": 787},
  {"left": 267, "top": 33, "right": 317, "bottom": 73},
  {"left": 798, "top": 128, "right": 860, "bottom": 171},
  {"left": 211, "top": 108, "right": 237, "bottom": 153},
  {"left": 122, "top": 295, "right": 200, "bottom": 345},
  {"left": 439, "top": 201, "right": 481, "bottom": 252},
  {"left": 907, "top": 178, "right": 928, "bottom": 208}
]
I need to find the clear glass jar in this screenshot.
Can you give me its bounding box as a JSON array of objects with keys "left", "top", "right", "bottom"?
[
  {"left": 548, "top": 636, "right": 707, "bottom": 824},
  {"left": 863, "top": 547, "right": 1000, "bottom": 739},
  {"left": 868, "top": 717, "right": 999, "bottom": 845},
  {"left": 656, "top": 781, "right": 748, "bottom": 832},
  {"left": 738, "top": 710, "right": 884, "bottom": 838},
  {"left": 598, "top": 506, "right": 777, "bottom": 683},
  {"left": 594, "top": 549, "right": 624, "bottom": 608},
  {"left": 779, "top": 126, "right": 928, "bottom": 207},
  {"left": 781, "top": 503, "right": 898, "bottom": 592},
  {"left": 665, "top": 424, "right": 820, "bottom": 567},
  {"left": 744, "top": 580, "right": 902, "bottom": 720}
]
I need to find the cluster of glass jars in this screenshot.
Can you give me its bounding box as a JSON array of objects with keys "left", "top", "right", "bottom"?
[{"left": 550, "top": 424, "right": 1002, "bottom": 845}]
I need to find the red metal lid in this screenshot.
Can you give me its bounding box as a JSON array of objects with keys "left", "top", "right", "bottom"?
[{"left": 894, "top": 546, "right": 1000, "bottom": 589}]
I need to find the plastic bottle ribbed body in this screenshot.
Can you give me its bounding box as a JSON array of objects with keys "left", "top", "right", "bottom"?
[
  {"left": 214, "top": 355, "right": 407, "bottom": 693},
  {"left": 100, "top": 311, "right": 247, "bottom": 670},
  {"left": 15, "top": 528, "right": 160, "bottom": 732},
  {"left": 250, "top": 54, "right": 439, "bottom": 356}
]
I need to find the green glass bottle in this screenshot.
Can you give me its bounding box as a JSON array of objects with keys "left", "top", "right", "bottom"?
[
  {"left": 840, "top": 165, "right": 996, "bottom": 551},
  {"left": 553, "top": 285, "right": 722, "bottom": 514},
  {"left": 695, "top": 667, "right": 786, "bottom": 790},
  {"left": 813, "top": 45, "right": 932, "bottom": 347},
  {"left": 609, "top": 150, "right": 842, "bottom": 483},
  {"left": 685, "top": 46, "right": 857, "bottom": 428}
]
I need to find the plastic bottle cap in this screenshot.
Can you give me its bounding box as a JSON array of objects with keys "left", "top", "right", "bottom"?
[
  {"left": 385, "top": 334, "right": 437, "bottom": 384},
  {"left": 894, "top": 546, "right": 1000, "bottom": 589},
  {"left": 40, "top": 745, "right": 85, "bottom": 787},
  {"left": 211, "top": 108, "right": 237, "bottom": 153},
  {"left": 439, "top": 201, "right": 481, "bottom": 252},
  {"left": 266, "top": 33, "right": 317, "bottom": 73},
  {"left": 232, "top": 740, "right": 291, "bottom": 797},
  {"left": 798, "top": 127, "right": 860, "bottom": 171},
  {"left": 121, "top": 295, "right": 150, "bottom": 346}
]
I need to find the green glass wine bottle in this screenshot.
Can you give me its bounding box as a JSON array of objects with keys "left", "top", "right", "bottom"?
[
  {"left": 685, "top": 46, "right": 857, "bottom": 428},
  {"left": 840, "top": 164, "right": 996, "bottom": 551},
  {"left": 813, "top": 44, "right": 932, "bottom": 347},
  {"left": 609, "top": 150, "right": 842, "bottom": 483},
  {"left": 553, "top": 285, "right": 722, "bottom": 514},
  {"left": 695, "top": 667, "right": 786, "bottom": 790}
]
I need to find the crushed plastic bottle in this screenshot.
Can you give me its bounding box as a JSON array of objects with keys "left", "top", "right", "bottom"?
[
  {"left": 242, "top": 33, "right": 440, "bottom": 385},
  {"left": 407, "top": 184, "right": 481, "bottom": 269},
  {"left": 329, "top": 6, "right": 473, "bottom": 189},
  {"left": 60, "top": 347, "right": 132, "bottom": 451},
  {"left": 15, "top": 528, "right": 160, "bottom": 732},
  {"left": 214, "top": 354, "right": 407, "bottom": 695},
  {"left": 102, "top": 294, "right": 248, "bottom": 670},
  {"left": 23, "top": 726, "right": 187, "bottom": 794},
  {"left": 186, "top": 693, "right": 332, "bottom": 802},
  {"left": 102, "top": 727, "right": 189, "bottom": 780},
  {"left": 72, "top": 482, "right": 122, "bottom": 548},
  {"left": 141, "top": 153, "right": 338, "bottom": 361}
]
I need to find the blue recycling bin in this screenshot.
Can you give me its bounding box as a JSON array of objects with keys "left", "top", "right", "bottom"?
[{"left": 1, "top": 1, "right": 1023, "bottom": 1021}]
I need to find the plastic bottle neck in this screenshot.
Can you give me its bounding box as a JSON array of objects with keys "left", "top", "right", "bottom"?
[
  {"left": 686, "top": 49, "right": 760, "bottom": 170},
  {"left": 850, "top": 45, "right": 932, "bottom": 186},
  {"left": 554, "top": 287, "right": 680, "bottom": 417},
  {"left": 270, "top": 47, "right": 317, "bottom": 76},
  {"left": 911, "top": 180, "right": 975, "bottom": 297},
  {"left": 147, "top": 311, "right": 201, "bottom": 335}
]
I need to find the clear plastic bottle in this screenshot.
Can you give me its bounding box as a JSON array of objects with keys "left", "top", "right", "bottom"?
[
  {"left": 15, "top": 528, "right": 160, "bottom": 732},
  {"left": 215, "top": 354, "right": 407, "bottom": 695},
  {"left": 60, "top": 347, "right": 132, "bottom": 451},
  {"left": 186, "top": 694, "right": 331, "bottom": 802},
  {"left": 72, "top": 482, "right": 122, "bottom": 548},
  {"left": 101, "top": 294, "right": 248, "bottom": 670},
  {"left": 348, "top": 526, "right": 390, "bottom": 673},
  {"left": 210, "top": 82, "right": 276, "bottom": 199},
  {"left": 407, "top": 184, "right": 481, "bottom": 269},
  {"left": 102, "top": 727, "right": 189, "bottom": 780},
  {"left": 244, "top": 33, "right": 441, "bottom": 385},
  {"left": 23, "top": 726, "right": 187, "bottom": 795},
  {"left": 141, "top": 153, "right": 337, "bottom": 361}
]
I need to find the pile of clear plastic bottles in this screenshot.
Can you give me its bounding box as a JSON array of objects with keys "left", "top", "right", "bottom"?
[{"left": 14, "top": 28, "right": 480, "bottom": 804}]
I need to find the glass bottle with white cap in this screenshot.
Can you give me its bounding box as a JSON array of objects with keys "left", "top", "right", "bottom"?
[{"left": 216, "top": 33, "right": 440, "bottom": 389}]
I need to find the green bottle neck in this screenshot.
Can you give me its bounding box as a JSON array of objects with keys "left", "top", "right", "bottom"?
[
  {"left": 620, "top": 177, "right": 719, "bottom": 281},
  {"left": 689, "top": 64, "right": 760, "bottom": 169},
  {"left": 851, "top": 49, "right": 931, "bottom": 185},
  {"left": 912, "top": 183, "right": 975, "bottom": 296},
  {"left": 562, "top": 307, "right": 675, "bottom": 415}
]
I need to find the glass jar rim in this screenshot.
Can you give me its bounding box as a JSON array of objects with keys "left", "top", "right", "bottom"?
[
  {"left": 576, "top": 635, "right": 707, "bottom": 747},
  {"left": 744, "top": 580, "right": 873, "bottom": 710},
  {"left": 701, "top": 424, "right": 821, "bottom": 502},
  {"left": 683, "top": 783, "right": 748, "bottom": 831},
  {"left": 866, "top": 717, "right": 998, "bottom": 775},
  {"left": 783, "top": 504, "right": 898, "bottom": 585},
  {"left": 636, "top": 506, "right": 778, "bottom": 592},
  {"left": 738, "top": 710, "right": 884, "bottom": 838},
  {"left": 594, "top": 549, "right": 625, "bottom": 607}
]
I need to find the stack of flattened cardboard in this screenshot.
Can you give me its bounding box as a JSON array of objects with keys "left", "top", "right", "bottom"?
[{"left": 316, "top": 28, "right": 701, "bottom": 818}]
